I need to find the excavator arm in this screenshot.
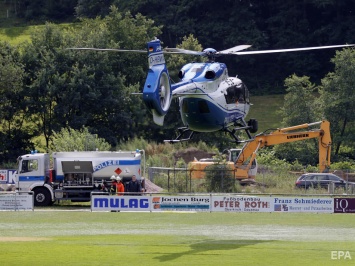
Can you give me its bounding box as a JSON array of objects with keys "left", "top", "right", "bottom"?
[{"left": 235, "top": 120, "right": 331, "bottom": 179}]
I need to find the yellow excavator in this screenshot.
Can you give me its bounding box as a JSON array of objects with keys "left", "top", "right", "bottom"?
[{"left": 189, "top": 120, "right": 331, "bottom": 181}]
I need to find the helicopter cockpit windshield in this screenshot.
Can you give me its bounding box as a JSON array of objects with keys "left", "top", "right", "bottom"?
[{"left": 224, "top": 83, "right": 250, "bottom": 104}]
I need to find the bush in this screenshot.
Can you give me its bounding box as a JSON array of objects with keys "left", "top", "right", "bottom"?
[
  {"left": 290, "top": 159, "right": 304, "bottom": 171},
  {"left": 205, "top": 163, "right": 240, "bottom": 193},
  {"left": 330, "top": 161, "right": 355, "bottom": 171},
  {"left": 257, "top": 150, "right": 291, "bottom": 171}
]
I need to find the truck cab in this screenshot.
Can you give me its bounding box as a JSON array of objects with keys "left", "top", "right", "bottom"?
[{"left": 15, "top": 152, "right": 53, "bottom": 206}]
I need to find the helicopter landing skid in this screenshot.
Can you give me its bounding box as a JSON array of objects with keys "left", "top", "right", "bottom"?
[
  {"left": 164, "top": 127, "right": 195, "bottom": 143},
  {"left": 224, "top": 118, "right": 256, "bottom": 143},
  {"left": 223, "top": 127, "right": 250, "bottom": 143}
]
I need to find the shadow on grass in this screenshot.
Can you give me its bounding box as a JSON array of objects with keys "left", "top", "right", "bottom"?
[{"left": 154, "top": 239, "right": 271, "bottom": 262}]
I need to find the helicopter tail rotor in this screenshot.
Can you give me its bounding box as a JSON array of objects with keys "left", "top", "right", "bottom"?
[{"left": 143, "top": 39, "right": 172, "bottom": 126}]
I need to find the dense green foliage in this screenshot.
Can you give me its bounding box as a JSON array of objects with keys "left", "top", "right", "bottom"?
[
  {"left": 320, "top": 48, "right": 355, "bottom": 157},
  {"left": 114, "top": 0, "right": 355, "bottom": 93},
  {"left": 274, "top": 48, "right": 355, "bottom": 165},
  {"left": 1, "top": 1, "right": 355, "bottom": 167},
  {"left": 2, "top": 0, "right": 354, "bottom": 92},
  {"left": 0, "top": 42, "right": 33, "bottom": 161},
  {"left": 50, "top": 127, "right": 111, "bottom": 152}
]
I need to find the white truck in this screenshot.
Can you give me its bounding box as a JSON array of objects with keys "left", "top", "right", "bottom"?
[{"left": 15, "top": 150, "right": 144, "bottom": 206}]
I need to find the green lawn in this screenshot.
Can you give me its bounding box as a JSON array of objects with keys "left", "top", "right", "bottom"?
[
  {"left": 0, "top": 25, "right": 33, "bottom": 45},
  {"left": 247, "top": 94, "right": 285, "bottom": 133},
  {"left": 0, "top": 23, "right": 77, "bottom": 45},
  {"left": 0, "top": 211, "right": 354, "bottom": 265}
]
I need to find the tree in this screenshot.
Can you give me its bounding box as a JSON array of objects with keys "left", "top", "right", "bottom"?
[
  {"left": 15, "top": 0, "right": 76, "bottom": 21},
  {"left": 51, "top": 127, "right": 111, "bottom": 151},
  {"left": 0, "top": 42, "right": 34, "bottom": 162},
  {"left": 21, "top": 9, "right": 164, "bottom": 148},
  {"left": 279, "top": 74, "right": 319, "bottom": 126},
  {"left": 273, "top": 74, "right": 321, "bottom": 165},
  {"left": 166, "top": 34, "right": 205, "bottom": 81},
  {"left": 22, "top": 23, "right": 72, "bottom": 149},
  {"left": 75, "top": 0, "right": 114, "bottom": 18},
  {"left": 319, "top": 48, "right": 355, "bottom": 157}
]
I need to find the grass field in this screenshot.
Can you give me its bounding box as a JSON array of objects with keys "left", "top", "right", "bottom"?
[
  {"left": 247, "top": 94, "right": 284, "bottom": 133},
  {"left": 0, "top": 25, "right": 34, "bottom": 45},
  {"left": 0, "top": 210, "right": 354, "bottom": 265}
]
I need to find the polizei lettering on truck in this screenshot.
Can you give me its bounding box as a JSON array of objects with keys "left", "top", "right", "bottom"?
[{"left": 93, "top": 160, "right": 140, "bottom": 172}]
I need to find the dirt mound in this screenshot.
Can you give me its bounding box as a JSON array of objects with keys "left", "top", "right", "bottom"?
[
  {"left": 174, "top": 147, "right": 216, "bottom": 164},
  {"left": 144, "top": 179, "right": 163, "bottom": 193}
]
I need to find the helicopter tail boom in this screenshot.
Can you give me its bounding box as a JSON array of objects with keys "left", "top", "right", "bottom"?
[{"left": 143, "top": 39, "right": 172, "bottom": 126}]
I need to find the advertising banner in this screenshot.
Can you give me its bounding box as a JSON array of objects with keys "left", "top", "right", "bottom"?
[
  {"left": 90, "top": 194, "right": 347, "bottom": 213},
  {"left": 0, "top": 169, "right": 16, "bottom": 184},
  {"left": 0, "top": 193, "right": 33, "bottom": 211},
  {"left": 211, "top": 195, "right": 273, "bottom": 212},
  {"left": 334, "top": 198, "right": 355, "bottom": 213},
  {"left": 151, "top": 196, "right": 210, "bottom": 212},
  {"left": 91, "top": 195, "right": 151, "bottom": 212},
  {"left": 0, "top": 170, "right": 7, "bottom": 183},
  {"left": 273, "top": 197, "right": 333, "bottom": 213}
]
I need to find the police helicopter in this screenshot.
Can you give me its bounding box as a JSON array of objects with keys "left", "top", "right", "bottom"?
[{"left": 71, "top": 40, "right": 354, "bottom": 143}]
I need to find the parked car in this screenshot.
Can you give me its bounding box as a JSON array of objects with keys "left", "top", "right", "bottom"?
[{"left": 295, "top": 173, "right": 355, "bottom": 189}]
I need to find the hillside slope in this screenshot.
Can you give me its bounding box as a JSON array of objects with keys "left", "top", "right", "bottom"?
[{"left": 247, "top": 94, "right": 284, "bottom": 133}]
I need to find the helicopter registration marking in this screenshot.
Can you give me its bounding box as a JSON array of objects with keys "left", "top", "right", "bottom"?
[{"left": 148, "top": 53, "right": 165, "bottom": 67}]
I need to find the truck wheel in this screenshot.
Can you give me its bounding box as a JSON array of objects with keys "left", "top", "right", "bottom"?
[{"left": 33, "top": 187, "right": 51, "bottom": 206}]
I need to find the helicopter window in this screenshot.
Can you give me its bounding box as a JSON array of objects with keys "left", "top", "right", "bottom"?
[
  {"left": 224, "top": 83, "right": 250, "bottom": 104},
  {"left": 225, "top": 84, "right": 244, "bottom": 104},
  {"left": 198, "top": 100, "right": 210, "bottom": 113}
]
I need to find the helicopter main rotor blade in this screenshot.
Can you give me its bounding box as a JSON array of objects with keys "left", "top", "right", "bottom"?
[
  {"left": 164, "top": 48, "right": 205, "bottom": 56},
  {"left": 217, "top": 45, "right": 252, "bottom": 54},
  {"left": 67, "top": 47, "right": 147, "bottom": 53},
  {"left": 235, "top": 44, "right": 355, "bottom": 55}
]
